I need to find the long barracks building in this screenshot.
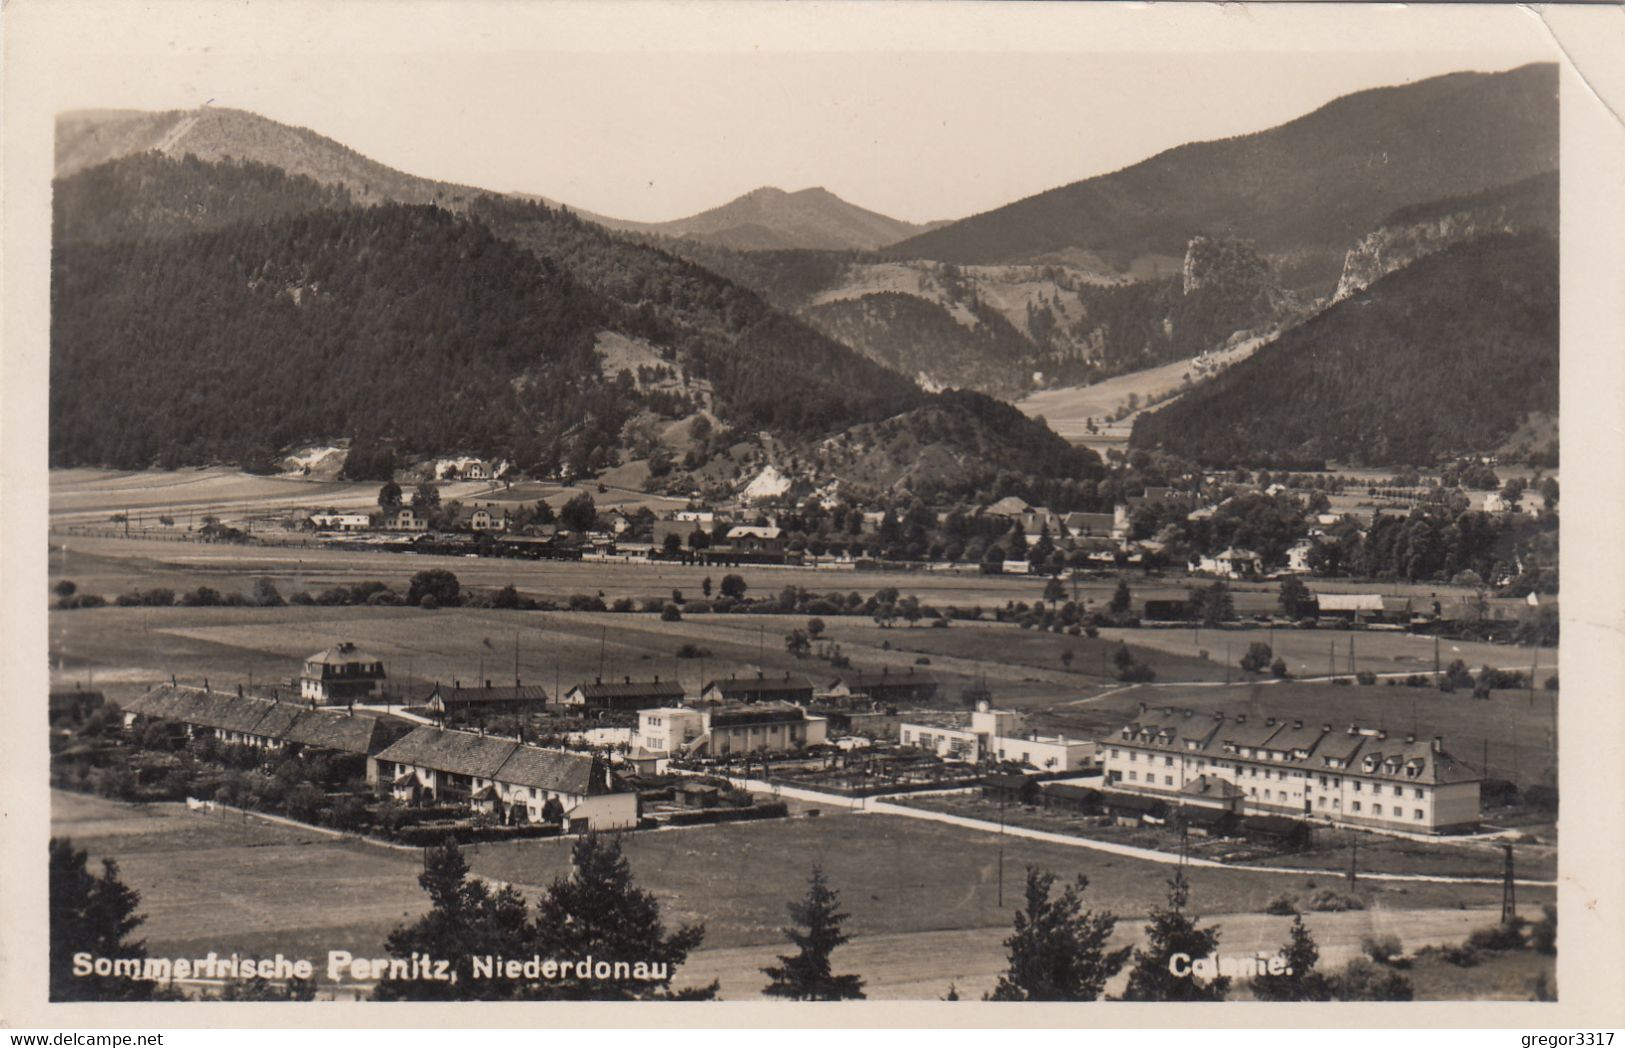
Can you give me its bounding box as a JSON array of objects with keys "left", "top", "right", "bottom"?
[{"left": 1100, "top": 704, "right": 1482, "bottom": 834}]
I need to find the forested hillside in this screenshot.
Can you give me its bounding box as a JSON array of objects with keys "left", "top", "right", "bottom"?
[
  {"left": 51, "top": 154, "right": 1102, "bottom": 494},
  {"left": 53, "top": 152, "right": 354, "bottom": 244},
  {"left": 466, "top": 195, "right": 928, "bottom": 437},
  {"left": 1128, "top": 232, "right": 1557, "bottom": 467},
  {"left": 800, "top": 292, "right": 1036, "bottom": 396},
  {"left": 51, "top": 205, "right": 615, "bottom": 470},
  {"left": 885, "top": 64, "right": 1557, "bottom": 290}
]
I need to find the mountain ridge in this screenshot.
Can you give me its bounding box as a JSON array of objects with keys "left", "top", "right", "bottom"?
[{"left": 882, "top": 63, "right": 1558, "bottom": 290}]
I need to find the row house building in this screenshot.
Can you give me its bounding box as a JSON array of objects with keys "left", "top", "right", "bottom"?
[
  {"left": 563, "top": 677, "right": 686, "bottom": 713},
  {"left": 1100, "top": 705, "right": 1482, "bottom": 833},
  {"left": 120, "top": 684, "right": 412, "bottom": 758},
  {"left": 371, "top": 725, "right": 637, "bottom": 830}
]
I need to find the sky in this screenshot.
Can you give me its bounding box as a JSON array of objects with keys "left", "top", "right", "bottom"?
[{"left": 35, "top": 2, "right": 1558, "bottom": 224}]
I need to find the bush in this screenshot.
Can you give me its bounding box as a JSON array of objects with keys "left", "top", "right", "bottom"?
[
  {"left": 418, "top": 594, "right": 439, "bottom": 611},
  {"left": 408, "top": 569, "right": 461, "bottom": 607},
  {"left": 611, "top": 597, "right": 635, "bottom": 613},
  {"left": 568, "top": 593, "right": 608, "bottom": 612},
  {"left": 1263, "top": 894, "right": 1299, "bottom": 916},
  {"left": 1306, "top": 889, "right": 1366, "bottom": 912},
  {"left": 1361, "top": 934, "right": 1405, "bottom": 966},
  {"left": 1270, "top": 656, "right": 1289, "bottom": 678},
  {"left": 1531, "top": 904, "right": 1556, "bottom": 955},
  {"left": 1439, "top": 944, "right": 1480, "bottom": 968},
  {"left": 675, "top": 643, "right": 711, "bottom": 659},
  {"left": 1331, "top": 958, "right": 1414, "bottom": 1000},
  {"left": 1356, "top": 670, "right": 1377, "bottom": 685},
  {"left": 1117, "top": 662, "right": 1156, "bottom": 683},
  {"left": 661, "top": 603, "right": 682, "bottom": 622},
  {"left": 1466, "top": 919, "right": 1526, "bottom": 953},
  {"left": 1240, "top": 642, "right": 1273, "bottom": 674}
]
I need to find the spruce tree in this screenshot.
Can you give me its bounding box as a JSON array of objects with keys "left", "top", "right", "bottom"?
[
  {"left": 988, "top": 867, "right": 1129, "bottom": 1001},
  {"left": 1249, "top": 914, "right": 1332, "bottom": 1001},
  {"left": 373, "top": 837, "right": 532, "bottom": 1001},
  {"left": 762, "top": 867, "right": 865, "bottom": 1000},
  {"left": 1121, "top": 871, "right": 1230, "bottom": 1001},
  {"left": 49, "top": 838, "right": 155, "bottom": 1001},
  {"left": 530, "top": 833, "right": 716, "bottom": 1000}
]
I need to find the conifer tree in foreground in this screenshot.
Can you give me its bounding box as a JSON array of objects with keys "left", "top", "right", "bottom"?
[
  {"left": 1249, "top": 913, "right": 1332, "bottom": 1001},
  {"left": 988, "top": 867, "right": 1129, "bottom": 1001},
  {"left": 762, "top": 866, "right": 865, "bottom": 1000},
  {"left": 530, "top": 833, "right": 717, "bottom": 1000},
  {"left": 1120, "top": 870, "right": 1230, "bottom": 1001},
  {"left": 49, "top": 838, "right": 156, "bottom": 1002},
  {"left": 375, "top": 834, "right": 716, "bottom": 1001}
]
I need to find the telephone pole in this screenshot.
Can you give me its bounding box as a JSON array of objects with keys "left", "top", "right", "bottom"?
[{"left": 1501, "top": 843, "right": 1517, "bottom": 924}]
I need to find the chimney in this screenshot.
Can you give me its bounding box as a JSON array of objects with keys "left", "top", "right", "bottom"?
[
  {"left": 1321, "top": 723, "right": 1331, "bottom": 733},
  {"left": 1293, "top": 720, "right": 1303, "bottom": 729},
  {"left": 625, "top": 675, "right": 631, "bottom": 684},
  {"left": 1235, "top": 714, "right": 1246, "bottom": 724},
  {"left": 1265, "top": 717, "right": 1276, "bottom": 727},
  {"left": 1347, "top": 724, "right": 1358, "bottom": 735},
  {"left": 204, "top": 678, "right": 210, "bottom": 693},
  {"left": 1405, "top": 733, "right": 1416, "bottom": 744},
  {"left": 1137, "top": 702, "right": 1148, "bottom": 715},
  {"left": 595, "top": 676, "right": 602, "bottom": 685},
  {"left": 653, "top": 675, "right": 659, "bottom": 683},
  {"left": 485, "top": 680, "right": 492, "bottom": 689},
  {"left": 1376, "top": 729, "right": 1387, "bottom": 741},
  {"left": 1432, "top": 735, "right": 1443, "bottom": 754}
]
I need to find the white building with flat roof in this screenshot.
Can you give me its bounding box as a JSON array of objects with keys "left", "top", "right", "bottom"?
[{"left": 899, "top": 703, "right": 1095, "bottom": 771}]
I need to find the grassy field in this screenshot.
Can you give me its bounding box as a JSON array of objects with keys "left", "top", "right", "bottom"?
[
  {"left": 55, "top": 599, "right": 1552, "bottom": 722},
  {"left": 48, "top": 603, "right": 1240, "bottom": 723},
  {"left": 1016, "top": 338, "right": 1264, "bottom": 449},
  {"left": 52, "top": 790, "right": 1548, "bottom": 1000},
  {"left": 892, "top": 794, "right": 1557, "bottom": 881}
]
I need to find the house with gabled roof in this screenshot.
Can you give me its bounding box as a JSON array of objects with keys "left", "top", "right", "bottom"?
[
  {"left": 564, "top": 676, "right": 687, "bottom": 712},
  {"left": 1099, "top": 704, "right": 1482, "bottom": 833},
  {"left": 118, "top": 684, "right": 412, "bottom": 756},
  {"left": 701, "top": 672, "right": 815, "bottom": 706},
  {"left": 370, "top": 725, "right": 637, "bottom": 830},
  {"left": 423, "top": 682, "right": 551, "bottom": 722},
  {"left": 824, "top": 666, "right": 939, "bottom": 705}
]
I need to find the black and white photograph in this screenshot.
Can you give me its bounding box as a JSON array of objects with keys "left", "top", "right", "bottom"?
[{"left": 4, "top": 0, "right": 1623, "bottom": 1027}]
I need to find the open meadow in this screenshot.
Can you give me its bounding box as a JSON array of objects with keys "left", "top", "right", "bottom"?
[{"left": 52, "top": 790, "right": 1545, "bottom": 1000}]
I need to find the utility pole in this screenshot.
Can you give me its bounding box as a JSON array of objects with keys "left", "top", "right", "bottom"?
[
  {"left": 1328, "top": 640, "right": 1336, "bottom": 680},
  {"left": 997, "top": 789, "right": 1007, "bottom": 908},
  {"left": 1501, "top": 843, "right": 1517, "bottom": 924},
  {"left": 1347, "top": 836, "right": 1358, "bottom": 885},
  {"left": 1434, "top": 634, "right": 1441, "bottom": 687}
]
